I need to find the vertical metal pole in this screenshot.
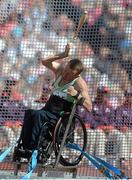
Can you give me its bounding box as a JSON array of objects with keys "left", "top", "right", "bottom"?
[{"left": 54, "top": 101, "right": 77, "bottom": 168}]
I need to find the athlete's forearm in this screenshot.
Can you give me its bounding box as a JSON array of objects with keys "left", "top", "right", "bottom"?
[
  {"left": 42, "top": 43, "right": 70, "bottom": 66},
  {"left": 83, "top": 99, "right": 92, "bottom": 112},
  {"left": 76, "top": 93, "right": 92, "bottom": 112},
  {"left": 42, "top": 52, "right": 67, "bottom": 66},
  {"left": 41, "top": 44, "right": 70, "bottom": 73},
  {"left": 78, "top": 95, "right": 92, "bottom": 112}
]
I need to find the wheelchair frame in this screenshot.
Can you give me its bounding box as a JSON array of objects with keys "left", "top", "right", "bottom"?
[{"left": 12, "top": 101, "right": 87, "bottom": 176}]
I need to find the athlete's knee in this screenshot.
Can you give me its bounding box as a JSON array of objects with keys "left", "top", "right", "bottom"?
[{"left": 25, "top": 109, "right": 33, "bottom": 115}]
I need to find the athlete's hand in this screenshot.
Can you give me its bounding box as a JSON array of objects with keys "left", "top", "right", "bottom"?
[
  {"left": 63, "top": 43, "right": 71, "bottom": 57},
  {"left": 67, "top": 86, "right": 77, "bottom": 96}
]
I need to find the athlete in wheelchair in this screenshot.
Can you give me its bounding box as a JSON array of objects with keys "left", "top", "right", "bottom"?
[{"left": 13, "top": 43, "right": 92, "bottom": 168}]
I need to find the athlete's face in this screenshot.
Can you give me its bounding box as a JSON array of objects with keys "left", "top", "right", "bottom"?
[{"left": 62, "top": 63, "right": 79, "bottom": 80}]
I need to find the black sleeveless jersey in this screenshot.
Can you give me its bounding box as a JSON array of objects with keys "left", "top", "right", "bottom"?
[
  {"left": 42, "top": 75, "right": 79, "bottom": 117},
  {"left": 43, "top": 94, "right": 73, "bottom": 117}
]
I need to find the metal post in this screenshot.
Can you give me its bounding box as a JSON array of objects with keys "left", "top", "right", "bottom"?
[{"left": 54, "top": 101, "right": 77, "bottom": 168}]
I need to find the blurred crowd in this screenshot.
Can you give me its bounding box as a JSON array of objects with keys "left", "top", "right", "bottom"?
[{"left": 0, "top": 0, "right": 132, "bottom": 170}]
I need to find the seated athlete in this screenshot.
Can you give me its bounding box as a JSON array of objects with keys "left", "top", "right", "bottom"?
[{"left": 21, "top": 43, "right": 92, "bottom": 150}]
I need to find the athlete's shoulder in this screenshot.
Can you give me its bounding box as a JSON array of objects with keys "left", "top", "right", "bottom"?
[
  {"left": 76, "top": 76, "right": 87, "bottom": 85},
  {"left": 55, "top": 64, "right": 64, "bottom": 77},
  {"left": 75, "top": 76, "right": 88, "bottom": 90}
]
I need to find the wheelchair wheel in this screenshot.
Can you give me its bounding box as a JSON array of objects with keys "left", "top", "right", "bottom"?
[{"left": 53, "top": 113, "right": 87, "bottom": 166}]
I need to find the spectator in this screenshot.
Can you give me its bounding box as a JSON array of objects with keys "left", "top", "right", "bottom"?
[
  {"left": 0, "top": 126, "right": 10, "bottom": 152},
  {"left": 0, "top": 78, "right": 26, "bottom": 125},
  {"left": 34, "top": 73, "right": 53, "bottom": 103},
  {"left": 113, "top": 86, "right": 132, "bottom": 130},
  {"left": 87, "top": 85, "right": 112, "bottom": 128},
  {"left": 93, "top": 46, "right": 113, "bottom": 75},
  {"left": 107, "top": 86, "right": 132, "bottom": 169},
  {"left": 83, "top": 85, "right": 112, "bottom": 160},
  {"left": 0, "top": 78, "right": 16, "bottom": 101},
  {"left": 0, "top": 0, "right": 19, "bottom": 24}
]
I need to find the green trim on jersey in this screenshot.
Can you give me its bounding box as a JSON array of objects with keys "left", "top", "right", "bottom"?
[{"left": 52, "top": 75, "right": 78, "bottom": 103}]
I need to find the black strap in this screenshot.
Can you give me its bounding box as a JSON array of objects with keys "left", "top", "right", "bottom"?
[{"left": 73, "top": 91, "right": 80, "bottom": 99}]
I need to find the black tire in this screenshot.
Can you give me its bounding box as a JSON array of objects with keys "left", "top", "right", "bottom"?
[{"left": 53, "top": 113, "right": 87, "bottom": 166}]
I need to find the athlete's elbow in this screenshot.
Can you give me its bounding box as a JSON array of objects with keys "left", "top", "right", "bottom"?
[
  {"left": 87, "top": 104, "right": 92, "bottom": 112},
  {"left": 42, "top": 60, "right": 46, "bottom": 66},
  {"left": 84, "top": 101, "right": 92, "bottom": 112},
  {"left": 89, "top": 104, "right": 93, "bottom": 112},
  {"left": 42, "top": 60, "right": 50, "bottom": 68}
]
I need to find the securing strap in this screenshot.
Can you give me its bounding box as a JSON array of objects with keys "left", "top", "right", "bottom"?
[
  {"left": 66, "top": 143, "right": 129, "bottom": 180},
  {"left": 0, "top": 142, "right": 17, "bottom": 162},
  {"left": 0, "top": 141, "right": 129, "bottom": 180},
  {"left": 90, "top": 154, "right": 129, "bottom": 179},
  {"left": 66, "top": 143, "right": 113, "bottom": 179},
  {"left": 21, "top": 150, "right": 38, "bottom": 179}
]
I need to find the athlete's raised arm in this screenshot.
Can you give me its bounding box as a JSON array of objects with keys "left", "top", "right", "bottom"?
[{"left": 41, "top": 44, "right": 70, "bottom": 75}]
